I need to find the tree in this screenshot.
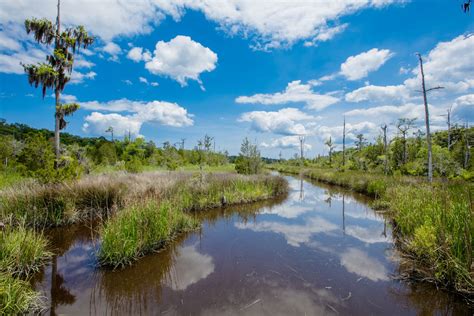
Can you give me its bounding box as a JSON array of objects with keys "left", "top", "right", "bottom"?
[
  {"left": 355, "top": 133, "right": 367, "bottom": 152},
  {"left": 325, "top": 137, "right": 336, "bottom": 166},
  {"left": 342, "top": 116, "right": 346, "bottom": 168},
  {"left": 235, "top": 137, "right": 262, "bottom": 174},
  {"left": 105, "top": 126, "right": 114, "bottom": 142},
  {"left": 381, "top": 124, "right": 388, "bottom": 174},
  {"left": 416, "top": 53, "right": 443, "bottom": 182},
  {"left": 22, "top": 0, "right": 94, "bottom": 168},
  {"left": 396, "top": 118, "right": 416, "bottom": 165}
]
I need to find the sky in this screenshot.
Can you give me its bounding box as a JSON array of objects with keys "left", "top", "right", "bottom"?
[{"left": 0, "top": 0, "right": 473, "bottom": 158}]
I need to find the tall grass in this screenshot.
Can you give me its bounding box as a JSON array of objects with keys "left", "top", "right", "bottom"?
[
  {"left": 0, "top": 225, "right": 52, "bottom": 277},
  {"left": 99, "top": 174, "right": 288, "bottom": 268},
  {"left": 99, "top": 200, "right": 198, "bottom": 268},
  {"left": 0, "top": 273, "right": 44, "bottom": 314},
  {"left": 270, "top": 164, "right": 473, "bottom": 296}
]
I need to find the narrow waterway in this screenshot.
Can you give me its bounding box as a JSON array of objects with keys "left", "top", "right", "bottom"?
[{"left": 33, "top": 175, "right": 471, "bottom": 315}]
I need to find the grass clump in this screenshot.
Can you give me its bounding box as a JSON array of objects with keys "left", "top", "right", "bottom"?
[
  {"left": 0, "top": 225, "right": 52, "bottom": 277},
  {"left": 0, "top": 273, "right": 44, "bottom": 314},
  {"left": 98, "top": 200, "right": 197, "bottom": 268}
]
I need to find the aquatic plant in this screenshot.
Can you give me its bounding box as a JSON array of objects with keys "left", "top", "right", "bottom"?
[
  {"left": 0, "top": 224, "right": 52, "bottom": 277},
  {"left": 0, "top": 273, "right": 44, "bottom": 314}
]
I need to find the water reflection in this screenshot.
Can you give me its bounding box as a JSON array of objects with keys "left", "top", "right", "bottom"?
[
  {"left": 32, "top": 175, "right": 472, "bottom": 315},
  {"left": 165, "top": 243, "right": 215, "bottom": 291}
]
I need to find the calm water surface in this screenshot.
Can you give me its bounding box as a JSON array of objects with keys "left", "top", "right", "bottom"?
[{"left": 33, "top": 175, "right": 472, "bottom": 315}]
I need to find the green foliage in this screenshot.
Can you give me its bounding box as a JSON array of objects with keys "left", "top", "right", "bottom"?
[
  {"left": 0, "top": 225, "right": 52, "bottom": 277},
  {"left": 0, "top": 273, "right": 44, "bottom": 315},
  {"left": 99, "top": 200, "right": 197, "bottom": 268},
  {"left": 124, "top": 156, "right": 143, "bottom": 173},
  {"left": 235, "top": 137, "right": 263, "bottom": 174}
]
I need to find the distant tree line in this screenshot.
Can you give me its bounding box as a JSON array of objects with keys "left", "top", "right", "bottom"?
[
  {"left": 0, "top": 119, "right": 229, "bottom": 182},
  {"left": 283, "top": 120, "right": 473, "bottom": 180}
]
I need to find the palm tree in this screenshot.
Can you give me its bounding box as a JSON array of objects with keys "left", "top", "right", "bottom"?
[{"left": 22, "top": 0, "right": 94, "bottom": 168}]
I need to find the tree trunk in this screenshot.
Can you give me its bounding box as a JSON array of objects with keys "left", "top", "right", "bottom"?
[
  {"left": 54, "top": 0, "right": 61, "bottom": 169},
  {"left": 417, "top": 53, "right": 433, "bottom": 183},
  {"left": 382, "top": 125, "right": 388, "bottom": 175}
]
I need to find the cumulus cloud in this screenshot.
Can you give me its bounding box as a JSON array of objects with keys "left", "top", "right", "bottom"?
[
  {"left": 81, "top": 98, "right": 194, "bottom": 137},
  {"left": 70, "top": 70, "right": 97, "bottom": 84},
  {"left": 313, "top": 121, "right": 378, "bottom": 144},
  {"left": 236, "top": 80, "right": 339, "bottom": 111},
  {"left": 452, "top": 94, "right": 474, "bottom": 122},
  {"left": 144, "top": 36, "right": 218, "bottom": 87},
  {"left": 340, "top": 248, "right": 388, "bottom": 281},
  {"left": 127, "top": 46, "right": 152, "bottom": 62},
  {"left": 340, "top": 48, "right": 394, "bottom": 80},
  {"left": 101, "top": 42, "right": 122, "bottom": 61},
  {"left": 261, "top": 136, "right": 313, "bottom": 150},
  {"left": 0, "top": 1, "right": 404, "bottom": 48},
  {"left": 238, "top": 108, "right": 316, "bottom": 135},
  {"left": 345, "top": 84, "right": 409, "bottom": 102}
]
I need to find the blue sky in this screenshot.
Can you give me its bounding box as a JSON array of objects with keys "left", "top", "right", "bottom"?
[{"left": 0, "top": 0, "right": 473, "bottom": 158}]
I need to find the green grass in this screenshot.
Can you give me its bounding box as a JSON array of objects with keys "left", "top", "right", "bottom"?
[
  {"left": 99, "top": 173, "right": 288, "bottom": 268},
  {"left": 0, "top": 273, "right": 44, "bottom": 315},
  {"left": 269, "top": 163, "right": 473, "bottom": 296},
  {"left": 0, "top": 170, "right": 26, "bottom": 189},
  {"left": 0, "top": 225, "right": 52, "bottom": 277},
  {"left": 99, "top": 200, "right": 198, "bottom": 268}
]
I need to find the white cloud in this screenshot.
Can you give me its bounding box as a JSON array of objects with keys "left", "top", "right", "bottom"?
[
  {"left": 236, "top": 80, "right": 339, "bottom": 111},
  {"left": 144, "top": 35, "right": 218, "bottom": 87},
  {"left": 404, "top": 34, "right": 474, "bottom": 93},
  {"left": 81, "top": 98, "right": 194, "bottom": 137},
  {"left": 345, "top": 84, "right": 409, "bottom": 103},
  {"left": 70, "top": 71, "right": 96, "bottom": 84},
  {"left": 127, "top": 46, "right": 152, "bottom": 62},
  {"left": 238, "top": 108, "right": 315, "bottom": 135},
  {"left": 261, "top": 136, "right": 313, "bottom": 150},
  {"left": 0, "top": 0, "right": 404, "bottom": 49},
  {"left": 122, "top": 79, "right": 133, "bottom": 85},
  {"left": 340, "top": 48, "right": 394, "bottom": 80},
  {"left": 139, "top": 76, "right": 148, "bottom": 85},
  {"left": 101, "top": 42, "right": 122, "bottom": 61},
  {"left": 150, "top": 82, "right": 159, "bottom": 87},
  {"left": 313, "top": 121, "right": 378, "bottom": 144},
  {"left": 452, "top": 94, "right": 474, "bottom": 122}
]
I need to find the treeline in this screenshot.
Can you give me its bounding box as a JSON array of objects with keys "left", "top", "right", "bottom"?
[
  {"left": 0, "top": 119, "right": 229, "bottom": 182},
  {"left": 285, "top": 122, "right": 473, "bottom": 180}
]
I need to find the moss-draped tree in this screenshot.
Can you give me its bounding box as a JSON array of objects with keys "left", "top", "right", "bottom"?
[{"left": 22, "top": 0, "right": 94, "bottom": 168}]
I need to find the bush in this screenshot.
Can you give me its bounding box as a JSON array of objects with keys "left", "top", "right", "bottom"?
[{"left": 124, "top": 157, "right": 143, "bottom": 173}]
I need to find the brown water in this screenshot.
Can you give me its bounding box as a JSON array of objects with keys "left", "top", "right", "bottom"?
[{"left": 33, "top": 175, "right": 472, "bottom": 315}]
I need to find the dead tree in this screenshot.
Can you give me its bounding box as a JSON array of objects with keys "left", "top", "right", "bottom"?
[
  {"left": 298, "top": 135, "right": 305, "bottom": 166},
  {"left": 396, "top": 118, "right": 415, "bottom": 165},
  {"left": 416, "top": 53, "right": 444, "bottom": 183}
]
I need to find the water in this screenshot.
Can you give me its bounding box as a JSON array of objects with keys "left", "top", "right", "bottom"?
[{"left": 33, "top": 176, "right": 472, "bottom": 315}]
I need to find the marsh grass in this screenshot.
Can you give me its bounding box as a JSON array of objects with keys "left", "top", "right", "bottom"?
[
  {"left": 0, "top": 273, "right": 44, "bottom": 314},
  {"left": 0, "top": 224, "right": 52, "bottom": 277},
  {"left": 270, "top": 164, "right": 473, "bottom": 297},
  {"left": 99, "top": 173, "right": 288, "bottom": 268}
]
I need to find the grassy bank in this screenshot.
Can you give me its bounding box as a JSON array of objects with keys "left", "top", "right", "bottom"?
[
  {"left": 0, "top": 226, "right": 50, "bottom": 314},
  {"left": 99, "top": 173, "right": 288, "bottom": 268},
  {"left": 269, "top": 164, "right": 473, "bottom": 298}
]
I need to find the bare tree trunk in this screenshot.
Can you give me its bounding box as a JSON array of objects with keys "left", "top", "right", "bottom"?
[
  {"left": 342, "top": 117, "right": 346, "bottom": 169},
  {"left": 299, "top": 136, "right": 304, "bottom": 167},
  {"left": 54, "top": 0, "right": 61, "bottom": 169},
  {"left": 417, "top": 53, "right": 433, "bottom": 183}
]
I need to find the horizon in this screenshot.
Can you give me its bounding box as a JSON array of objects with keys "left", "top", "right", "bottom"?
[{"left": 1, "top": 1, "right": 473, "bottom": 158}]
